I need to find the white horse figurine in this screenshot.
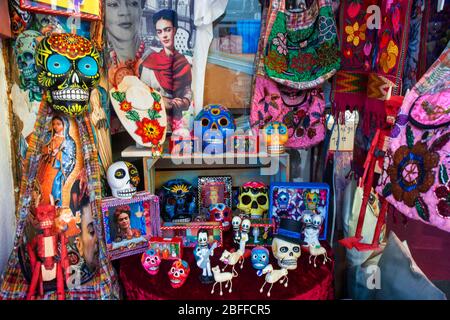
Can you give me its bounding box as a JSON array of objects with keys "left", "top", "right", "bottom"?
[
  {"left": 220, "top": 249, "right": 244, "bottom": 276},
  {"left": 211, "top": 266, "right": 236, "bottom": 296},
  {"left": 308, "top": 244, "right": 332, "bottom": 267},
  {"left": 259, "top": 264, "right": 288, "bottom": 297}
]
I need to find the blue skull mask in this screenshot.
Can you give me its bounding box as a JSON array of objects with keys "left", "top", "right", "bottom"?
[
  {"left": 159, "top": 179, "right": 196, "bottom": 223},
  {"left": 251, "top": 246, "right": 270, "bottom": 270},
  {"left": 277, "top": 190, "right": 290, "bottom": 209},
  {"left": 195, "top": 104, "right": 236, "bottom": 154}
]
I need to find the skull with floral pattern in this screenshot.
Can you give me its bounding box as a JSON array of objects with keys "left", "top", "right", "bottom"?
[{"left": 35, "top": 33, "right": 101, "bottom": 116}]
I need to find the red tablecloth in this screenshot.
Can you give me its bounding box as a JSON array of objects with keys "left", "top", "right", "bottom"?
[{"left": 118, "top": 234, "right": 335, "bottom": 300}]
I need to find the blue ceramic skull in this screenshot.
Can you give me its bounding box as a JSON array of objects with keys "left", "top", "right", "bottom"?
[
  {"left": 159, "top": 179, "right": 197, "bottom": 223},
  {"left": 277, "top": 190, "right": 290, "bottom": 209},
  {"left": 251, "top": 246, "right": 270, "bottom": 270},
  {"left": 195, "top": 104, "right": 236, "bottom": 154}
]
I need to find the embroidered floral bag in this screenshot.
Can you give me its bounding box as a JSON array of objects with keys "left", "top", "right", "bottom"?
[
  {"left": 264, "top": 0, "right": 340, "bottom": 89},
  {"left": 376, "top": 42, "right": 450, "bottom": 232}
]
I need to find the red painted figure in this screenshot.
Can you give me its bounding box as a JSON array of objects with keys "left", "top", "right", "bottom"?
[{"left": 26, "top": 204, "right": 69, "bottom": 300}]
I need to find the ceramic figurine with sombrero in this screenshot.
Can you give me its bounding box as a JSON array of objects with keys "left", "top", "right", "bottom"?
[
  {"left": 109, "top": 76, "right": 167, "bottom": 157},
  {"left": 271, "top": 218, "right": 303, "bottom": 270}
]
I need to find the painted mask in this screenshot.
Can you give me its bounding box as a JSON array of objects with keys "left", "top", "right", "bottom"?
[
  {"left": 35, "top": 204, "right": 57, "bottom": 231},
  {"left": 209, "top": 203, "right": 232, "bottom": 231},
  {"left": 263, "top": 122, "right": 288, "bottom": 154},
  {"left": 14, "top": 30, "right": 43, "bottom": 102},
  {"left": 304, "top": 190, "right": 320, "bottom": 211},
  {"left": 168, "top": 259, "right": 190, "bottom": 288},
  {"left": 35, "top": 33, "right": 101, "bottom": 116},
  {"left": 159, "top": 179, "right": 196, "bottom": 223},
  {"left": 107, "top": 161, "right": 140, "bottom": 199},
  {"left": 195, "top": 104, "right": 236, "bottom": 154},
  {"left": 141, "top": 248, "right": 161, "bottom": 275},
  {"left": 272, "top": 237, "right": 301, "bottom": 270},
  {"left": 238, "top": 181, "right": 269, "bottom": 219},
  {"left": 251, "top": 246, "right": 270, "bottom": 270}
]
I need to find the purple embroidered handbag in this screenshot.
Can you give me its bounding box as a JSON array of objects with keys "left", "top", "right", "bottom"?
[{"left": 376, "top": 42, "right": 450, "bottom": 232}]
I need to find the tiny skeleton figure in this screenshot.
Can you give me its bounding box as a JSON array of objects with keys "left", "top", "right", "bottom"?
[
  {"left": 240, "top": 219, "right": 251, "bottom": 252},
  {"left": 194, "top": 229, "right": 217, "bottom": 284},
  {"left": 232, "top": 216, "right": 242, "bottom": 250},
  {"left": 302, "top": 213, "right": 323, "bottom": 247}
]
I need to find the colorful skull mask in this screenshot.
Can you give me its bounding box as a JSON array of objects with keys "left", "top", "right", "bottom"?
[
  {"left": 107, "top": 161, "right": 140, "bottom": 199},
  {"left": 141, "top": 248, "right": 161, "bottom": 275},
  {"left": 168, "top": 259, "right": 190, "bottom": 288},
  {"left": 238, "top": 182, "right": 269, "bottom": 219},
  {"left": 195, "top": 104, "right": 236, "bottom": 154},
  {"left": 251, "top": 246, "right": 270, "bottom": 270},
  {"left": 209, "top": 203, "right": 232, "bottom": 231},
  {"left": 35, "top": 33, "right": 101, "bottom": 116},
  {"left": 304, "top": 190, "right": 320, "bottom": 211},
  {"left": 14, "top": 30, "right": 43, "bottom": 102},
  {"left": 263, "top": 122, "right": 288, "bottom": 154},
  {"left": 159, "top": 179, "right": 196, "bottom": 223}
]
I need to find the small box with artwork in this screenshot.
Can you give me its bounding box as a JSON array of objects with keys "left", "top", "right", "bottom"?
[
  {"left": 148, "top": 237, "right": 183, "bottom": 260},
  {"left": 160, "top": 221, "right": 223, "bottom": 248},
  {"left": 269, "top": 182, "right": 330, "bottom": 241}
]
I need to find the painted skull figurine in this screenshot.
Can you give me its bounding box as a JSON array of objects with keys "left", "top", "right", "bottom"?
[
  {"left": 195, "top": 104, "right": 236, "bottom": 154},
  {"left": 304, "top": 190, "right": 320, "bottom": 211},
  {"left": 241, "top": 219, "right": 251, "bottom": 234},
  {"left": 238, "top": 181, "right": 269, "bottom": 219},
  {"left": 14, "top": 30, "right": 43, "bottom": 102},
  {"left": 251, "top": 246, "right": 270, "bottom": 270},
  {"left": 141, "top": 248, "right": 161, "bottom": 275},
  {"left": 263, "top": 122, "right": 288, "bottom": 154},
  {"left": 107, "top": 161, "right": 140, "bottom": 199},
  {"left": 272, "top": 219, "right": 302, "bottom": 270},
  {"left": 159, "top": 179, "right": 196, "bottom": 223},
  {"left": 168, "top": 259, "right": 190, "bottom": 288},
  {"left": 302, "top": 213, "right": 323, "bottom": 247},
  {"left": 35, "top": 33, "right": 101, "bottom": 116},
  {"left": 209, "top": 203, "right": 232, "bottom": 231}
]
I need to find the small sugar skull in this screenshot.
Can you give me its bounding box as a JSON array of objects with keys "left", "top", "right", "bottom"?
[
  {"left": 168, "top": 259, "right": 190, "bottom": 288},
  {"left": 263, "top": 122, "right": 288, "bottom": 154},
  {"left": 251, "top": 246, "right": 270, "bottom": 270},
  {"left": 304, "top": 190, "right": 320, "bottom": 211},
  {"left": 231, "top": 216, "right": 242, "bottom": 232},
  {"left": 209, "top": 203, "right": 232, "bottom": 231},
  {"left": 141, "top": 249, "right": 161, "bottom": 275},
  {"left": 195, "top": 104, "right": 236, "bottom": 154},
  {"left": 272, "top": 237, "right": 301, "bottom": 270},
  {"left": 159, "top": 179, "right": 196, "bottom": 223},
  {"left": 35, "top": 33, "right": 101, "bottom": 116},
  {"left": 107, "top": 161, "right": 140, "bottom": 199},
  {"left": 241, "top": 219, "right": 251, "bottom": 234},
  {"left": 237, "top": 181, "right": 269, "bottom": 219},
  {"left": 276, "top": 189, "right": 290, "bottom": 210}
]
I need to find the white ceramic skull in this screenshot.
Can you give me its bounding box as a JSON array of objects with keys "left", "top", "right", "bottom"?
[
  {"left": 312, "top": 215, "right": 323, "bottom": 228},
  {"left": 241, "top": 219, "right": 251, "bottom": 234},
  {"left": 107, "top": 161, "right": 140, "bottom": 199},
  {"left": 272, "top": 237, "right": 301, "bottom": 270},
  {"left": 232, "top": 216, "right": 242, "bottom": 232},
  {"left": 302, "top": 214, "right": 323, "bottom": 247}
]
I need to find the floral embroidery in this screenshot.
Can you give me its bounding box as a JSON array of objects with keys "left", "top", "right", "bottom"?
[
  {"left": 135, "top": 118, "right": 165, "bottom": 146},
  {"left": 387, "top": 141, "right": 439, "bottom": 207},
  {"left": 318, "top": 16, "right": 337, "bottom": 43},
  {"left": 283, "top": 108, "right": 321, "bottom": 139},
  {"left": 272, "top": 33, "right": 288, "bottom": 56},
  {"left": 48, "top": 33, "right": 92, "bottom": 59},
  {"left": 343, "top": 48, "right": 353, "bottom": 59},
  {"left": 317, "top": 43, "right": 340, "bottom": 68},
  {"left": 345, "top": 22, "right": 367, "bottom": 47},
  {"left": 380, "top": 40, "right": 399, "bottom": 73},
  {"left": 153, "top": 101, "right": 162, "bottom": 112},
  {"left": 435, "top": 165, "right": 450, "bottom": 218},
  {"left": 120, "top": 100, "right": 133, "bottom": 112},
  {"left": 347, "top": 2, "right": 361, "bottom": 19},
  {"left": 390, "top": 113, "right": 408, "bottom": 138},
  {"left": 265, "top": 51, "right": 288, "bottom": 73},
  {"left": 291, "top": 54, "right": 314, "bottom": 73}
]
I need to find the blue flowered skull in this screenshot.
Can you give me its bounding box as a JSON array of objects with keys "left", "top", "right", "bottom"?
[
  {"left": 277, "top": 190, "right": 290, "bottom": 209},
  {"left": 195, "top": 104, "right": 236, "bottom": 154},
  {"left": 159, "top": 179, "right": 197, "bottom": 223},
  {"left": 251, "top": 246, "right": 270, "bottom": 270}
]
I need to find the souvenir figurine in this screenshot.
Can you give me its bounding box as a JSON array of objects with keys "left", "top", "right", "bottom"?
[
  {"left": 237, "top": 181, "right": 269, "bottom": 219},
  {"left": 195, "top": 104, "right": 236, "bottom": 154},
  {"left": 251, "top": 246, "right": 270, "bottom": 271},
  {"left": 259, "top": 264, "right": 288, "bottom": 297},
  {"left": 220, "top": 249, "right": 244, "bottom": 276},
  {"left": 107, "top": 161, "right": 140, "bottom": 199},
  {"left": 240, "top": 219, "right": 251, "bottom": 252},
  {"left": 231, "top": 215, "right": 242, "bottom": 249},
  {"left": 27, "top": 204, "right": 69, "bottom": 300},
  {"left": 209, "top": 203, "right": 232, "bottom": 231},
  {"left": 194, "top": 229, "right": 218, "bottom": 284},
  {"left": 141, "top": 248, "right": 161, "bottom": 276},
  {"left": 158, "top": 179, "right": 196, "bottom": 223},
  {"left": 272, "top": 218, "right": 302, "bottom": 270},
  {"left": 302, "top": 213, "right": 323, "bottom": 247},
  {"left": 211, "top": 266, "right": 235, "bottom": 296},
  {"left": 308, "top": 244, "right": 332, "bottom": 268},
  {"left": 168, "top": 259, "right": 190, "bottom": 288},
  {"left": 263, "top": 121, "right": 288, "bottom": 154}
]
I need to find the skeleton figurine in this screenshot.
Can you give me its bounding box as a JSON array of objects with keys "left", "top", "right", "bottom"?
[
  {"left": 302, "top": 213, "right": 323, "bottom": 247},
  {"left": 240, "top": 219, "right": 251, "bottom": 252},
  {"left": 232, "top": 216, "right": 242, "bottom": 250},
  {"left": 272, "top": 218, "right": 302, "bottom": 270},
  {"left": 194, "top": 229, "right": 217, "bottom": 284}
]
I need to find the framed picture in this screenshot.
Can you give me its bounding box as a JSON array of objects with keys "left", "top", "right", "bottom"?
[
  {"left": 20, "top": 0, "right": 101, "bottom": 21},
  {"left": 197, "top": 176, "right": 232, "bottom": 220},
  {"left": 102, "top": 192, "right": 158, "bottom": 260},
  {"left": 269, "top": 182, "right": 330, "bottom": 240},
  {"left": 160, "top": 221, "right": 223, "bottom": 248},
  {"left": 148, "top": 237, "right": 183, "bottom": 260}
]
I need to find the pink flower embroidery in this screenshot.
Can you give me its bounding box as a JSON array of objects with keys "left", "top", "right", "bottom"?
[{"left": 272, "top": 33, "right": 288, "bottom": 56}]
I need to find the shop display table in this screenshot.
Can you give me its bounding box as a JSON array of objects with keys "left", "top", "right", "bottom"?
[{"left": 118, "top": 235, "right": 334, "bottom": 300}]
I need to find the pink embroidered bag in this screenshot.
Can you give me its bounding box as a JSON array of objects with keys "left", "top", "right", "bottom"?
[
  {"left": 250, "top": 76, "right": 326, "bottom": 149},
  {"left": 376, "top": 42, "right": 450, "bottom": 232}
]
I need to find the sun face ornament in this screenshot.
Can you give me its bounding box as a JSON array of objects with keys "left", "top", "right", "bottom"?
[{"left": 35, "top": 33, "right": 102, "bottom": 116}]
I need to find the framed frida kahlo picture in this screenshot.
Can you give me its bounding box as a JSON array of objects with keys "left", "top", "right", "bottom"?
[
  {"left": 269, "top": 182, "right": 330, "bottom": 240},
  {"left": 20, "top": 0, "right": 101, "bottom": 21},
  {"left": 197, "top": 176, "right": 232, "bottom": 221},
  {"left": 102, "top": 191, "right": 159, "bottom": 260}
]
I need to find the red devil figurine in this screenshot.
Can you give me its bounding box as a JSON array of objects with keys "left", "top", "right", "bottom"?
[{"left": 26, "top": 203, "right": 69, "bottom": 300}]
